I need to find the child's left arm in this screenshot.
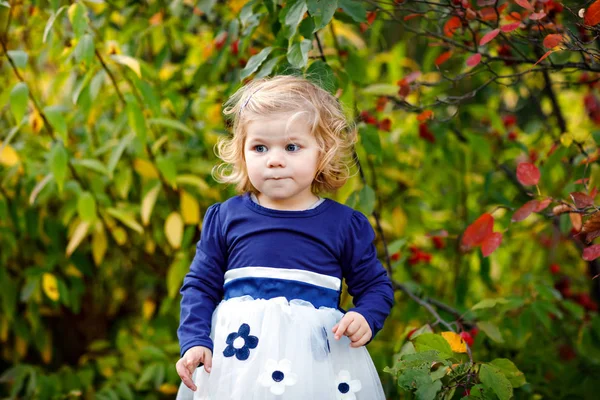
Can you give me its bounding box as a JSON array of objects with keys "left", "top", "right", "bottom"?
[{"left": 336, "top": 211, "right": 395, "bottom": 346}]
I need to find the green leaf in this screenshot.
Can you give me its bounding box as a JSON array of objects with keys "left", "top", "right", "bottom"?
[
  {"left": 298, "top": 15, "right": 315, "bottom": 38},
  {"left": 148, "top": 118, "right": 194, "bottom": 136},
  {"left": 43, "top": 106, "right": 68, "bottom": 142},
  {"left": 75, "top": 33, "right": 95, "bottom": 66},
  {"left": 255, "top": 55, "right": 284, "bottom": 79},
  {"left": 416, "top": 378, "right": 442, "bottom": 400},
  {"left": 346, "top": 50, "right": 367, "bottom": 84},
  {"left": 306, "top": 60, "right": 337, "bottom": 94},
  {"left": 0, "top": 2, "right": 10, "bottom": 8},
  {"left": 77, "top": 192, "right": 97, "bottom": 222},
  {"left": 7, "top": 50, "right": 28, "bottom": 68},
  {"left": 358, "top": 185, "right": 375, "bottom": 215},
  {"left": 479, "top": 364, "right": 513, "bottom": 400},
  {"left": 167, "top": 253, "right": 189, "bottom": 298},
  {"left": 156, "top": 156, "right": 177, "bottom": 186},
  {"left": 307, "top": 0, "right": 338, "bottom": 31},
  {"left": 489, "top": 359, "right": 527, "bottom": 388},
  {"left": 108, "top": 132, "right": 135, "bottom": 179},
  {"left": 49, "top": 142, "right": 68, "bottom": 193},
  {"left": 359, "top": 124, "right": 382, "bottom": 160},
  {"left": 397, "top": 369, "right": 431, "bottom": 390},
  {"left": 72, "top": 159, "right": 109, "bottom": 176},
  {"left": 68, "top": 2, "right": 87, "bottom": 38},
  {"left": 478, "top": 321, "right": 504, "bottom": 343},
  {"left": 283, "top": 0, "right": 308, "bottom": 39},
  {"left": 338, "top": 0, "right": 366, "bottom": 22},
  {"left": 471, "top": 298, "right": 508, "bottom": 310},
  {"left": 413, "top": 333, "right": 453, "bottom": 359},
  {"left": 43, "top": 6, "right": 67, "bottom": 43},
  {"left": 287, "top": 39, "right": 312, "bottom": 68},
  {"left": 241, "top": 47, "right": 272, "bottom": 79},
  {"left": 111, "top": 55, "right": 142, "bottom": 78},
  {"left": 106, "top": 208, "right": 144, "bottom": 234},
  {"left": 10, "top": 82, "right": 29, "bottom": 123},
  {"left": 125, "top": 94, "right": 147, "bottom": 143}
]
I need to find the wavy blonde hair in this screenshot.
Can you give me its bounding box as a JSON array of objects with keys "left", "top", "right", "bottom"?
[{"left": 213, "top": 74, "right": 356, "bottom": 194}]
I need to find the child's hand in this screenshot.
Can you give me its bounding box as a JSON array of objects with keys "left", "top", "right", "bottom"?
[
  {"left": 176, "top": 346, "right": 213, "bottom": 391},
  {"left": 332, "top": 311, "right": 372, "bottom": 348}
]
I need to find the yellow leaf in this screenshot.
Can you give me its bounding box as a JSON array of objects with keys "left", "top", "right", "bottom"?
[
  {"left": 110, "top": 54, "right": 141, "bottom": 78},
  {"left": 15, "top": 336, "right": 27, "bottom": 358},
  {"left": 42, "top": 273, "right": 60, "bottom": 301},
  {"left": 110, "top": 226, "right": 127, "bottom": 245},
  {"left": 560, "top": 132, "right": 573, "bottom": 147},
  {"left": 165, "top": 212, "right": 183, "bottom": 249},
  {"left": 66, "top": 220, "right": 90, "bottom": 257},
  {"left": 29, "top": 110, "right": 44, "bottom": 133},
  {"left": 145, "top": 238, "right": 156, "bottom": 254},
  {"left": 441, "top": 331, "right": 467, "bottom": 353},
  {"left": 159, "top": 383, "right": 179, "bottom": 395},
  {"left": 92, "top": 223, "right": 107, "bottom": 266},
  {"left": 142, "top": 299, "right": 156, "bottom": 320},
  {"left": 40, "top": 333, "right": 52, "bottom": 364},
  {"left": 572, "top": 130, "right": 590, "bottom": 143},
  {"left": 0, "top": 143, "right": 20, "bottom": 166},
  {"left": 65, "top": 263, "right": 83, "bottom": 278},
  {"left": 141, "top": 183, "right": 161, "bottom": 226},
  {"left": 133, "top": 158, "right": 159, "bottom": 179},
  {"left": 180, "top": 190, "right": 200, "bottom": 225}
]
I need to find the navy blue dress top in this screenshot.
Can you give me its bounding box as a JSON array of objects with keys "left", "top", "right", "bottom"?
[{"left": 178, "top": 192, "right": 395, "bottom": 357}]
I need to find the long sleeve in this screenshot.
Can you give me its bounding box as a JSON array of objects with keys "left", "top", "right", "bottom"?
[
  {"left": 178, "top": 203, "right": 227, "bottom": 357},
  {"left": 341, "top": 211, "right": 395, "bottom": 341}
]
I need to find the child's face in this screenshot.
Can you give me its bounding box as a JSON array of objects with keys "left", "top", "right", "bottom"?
[{"left": 244, "top": 113, "right": 320, "bottom": 209}]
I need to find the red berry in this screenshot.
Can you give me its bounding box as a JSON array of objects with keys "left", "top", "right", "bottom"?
[
  {"left": 391, "top": 252, "right": 400, "bottom": 261},
  {"left": 431, "top": 236, "right": 445, "bottom": 249},
  {"left": 469, "top": 327, "right": 479, "bottom": 338},
  {"left": 507, "top": 131, "right": 518, "bottom": 141},
  {"left": 502, "top": 114, "right": 517, "bottom": 128},
  {"left": 231, "top": 39, "right": 239, "bottom": 55},
  {"left": 377, "top": 118, "right": 392, "bottom": 132},
  {"left": 460, "top": 331, "right": 474, "bottom": 347},
  {"left": 549, "top": 263, "right": 560, "bottom": 274}
]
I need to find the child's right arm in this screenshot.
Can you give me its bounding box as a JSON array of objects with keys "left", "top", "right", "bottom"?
[{"left": 177, "top": 203, "right": 227, "bottom": 361}]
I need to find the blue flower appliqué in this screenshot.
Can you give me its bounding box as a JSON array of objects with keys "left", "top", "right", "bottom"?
[{"left": 223, "top": 323, "right": 259, "bottom": 361}]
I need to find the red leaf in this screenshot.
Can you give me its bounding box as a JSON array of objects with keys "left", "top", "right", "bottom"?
[
  {"left": 512, "top": 200, "right": 540, "bottom": 222},
  {"left": 532, "top": 50, "right": 555, "bottom": 67},
  {"left": 479, "top": 28, "right": 500, "bottom": 46},
  {"left": 583, "top": 243, "right": 600, "bottom": 261},
  {"left": 403, "top": 13, "right": 422, "bottom": 21},
  {"left": 570, "top": 192, "right": 595, "bottom": 208},
  {"left": 444, "top": 16, "right": 461, "bottom": 37},
  {"left": 516, "top": 162, "right": 541, "bottom": 186},
  {"left": 466, "top": 53, "right": 482, "bottom": 67},
  {"left": 534, "top": 198, "right": 552, "bottom": 212},
  {"left": 543, "top": 33, "right": 563, "bottom": 49},
  {"left": 575, "top": 178, "right": 590, "bottom": 184},
  {"left": 530, "top": 11, "right": 547, "bottom": 20},
  {"left": 481, "top": 232, "right": 502, "bottom": 257},
  {"left": 585, "top": 0, "right": 600, "bottom": 27},
  {"left": 501, "top": 23, "right": 521, "bottom": 32},
  {"left": 417, "top": 110, "right": 434, "bottom": 121},
  {"left": 515, "top": 0, "right": 534, "bottom": 12},
  {"left": 462, "top": 213, "right": 494, "bottom": 247},
  {"left": 435, "top": 51, "right": 452, "bottom": 66}
]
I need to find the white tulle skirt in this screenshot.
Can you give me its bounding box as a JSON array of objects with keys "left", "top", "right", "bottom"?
[{"left": 176, "top": 296, "right": 385, "bottom": 400}]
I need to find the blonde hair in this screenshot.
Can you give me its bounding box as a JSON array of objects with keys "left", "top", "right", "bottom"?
[{"left": 213, "top": 74, "right": 356, "bottom": 194}]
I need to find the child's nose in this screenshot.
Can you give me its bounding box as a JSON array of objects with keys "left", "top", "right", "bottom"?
[{"left": 267, "top": 149, "right": 286, "bottom": 168}]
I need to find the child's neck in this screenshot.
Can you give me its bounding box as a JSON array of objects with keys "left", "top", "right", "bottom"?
[{"left": 253, "top": 193, "right": 321, "bottom": 211}]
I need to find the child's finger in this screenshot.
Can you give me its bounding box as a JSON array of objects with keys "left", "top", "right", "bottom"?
[
  {"left": 350, "top": 330, "right": 372, "bottom": 348},
  {"left": 176, "top": 359, "right": 197, "bottom": 391},
  {"left": 349, "top": 325, "right": 368, "bottom": 342},
  {"left": 334, "top": 314, "right": 354, "bottom": 339},
  {"left": 345, "top": 319, "right": 362, "bottom": 337},
  {"left": 203, "top": 351, "right": 213, "bottom": 373}
]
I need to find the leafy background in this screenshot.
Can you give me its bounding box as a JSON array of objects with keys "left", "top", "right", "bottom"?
[{"left": 1, "top": 0, "right": 600, "bottom": 399}]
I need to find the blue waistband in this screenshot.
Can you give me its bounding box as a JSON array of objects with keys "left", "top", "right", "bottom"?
[{"left": 223, "top": 277, "right": 340, "bottom": 309}]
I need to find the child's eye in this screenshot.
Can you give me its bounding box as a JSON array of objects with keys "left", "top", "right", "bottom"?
[
  {"left": 286, "top": 144, "right": 300, "bottom": 152},
  {"left": 254, "top": 145, "right": 267, "bottom": 153}
]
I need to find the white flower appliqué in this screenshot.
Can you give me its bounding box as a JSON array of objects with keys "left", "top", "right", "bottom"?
[
  {"left": 335, "top": 370, "right": 362, "bottom": 400},
  {"left": 259, "top": 359, "right": 298, "bottom": 395}
]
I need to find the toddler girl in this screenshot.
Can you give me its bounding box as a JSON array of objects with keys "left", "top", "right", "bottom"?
[{"left": 176, "top": 74, "right": 394, "bottom": 399}]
